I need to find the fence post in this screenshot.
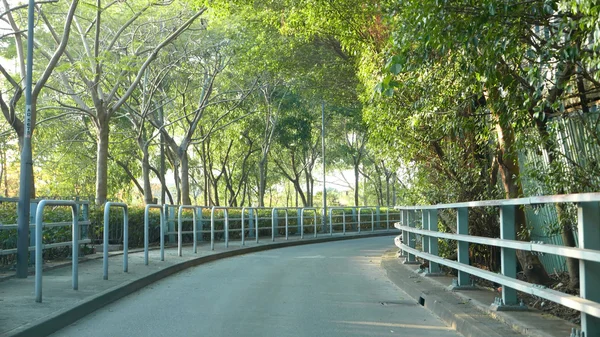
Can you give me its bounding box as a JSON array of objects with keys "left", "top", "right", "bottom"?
[
  {"left": 376, "top": 206, "right": 381, "bottom": 229},
  {"left": 578, "top": 201, "right": 600, "bottom": 337},
  {"left": 406, "top": 210, "right": 416, "bottom": 263},
  {"left": 249, "top": 209, "right": 255, "bottom": 240},
  {"left": 168, "top": 206, "right": 175, "bottom": 244},
  {"left": 421, "top": 210, "right": 429, "bottom": 254},
  {"left": 400, "top": 210, "right": 408, "bottom": 258},
  {"left": 273, "top": 209, "right": 278, "bottom": 240},
  {"left": 29, "top": 201, "right": 37, "bottom": 265},
  {"left": 82, "top": 202, "right": 89, "bottom": 240},
  {"left": 456, "top": 207, "right": 470, "bottom": 286},
  {"left": 297, "top": 210, "right": 302, "bottom": 234},
  {"left": 197, "top": 207, "right": 204, "bottom": 242},
  {"left": 499, "top": 205, "right": 518, "bottom": 306},
  {"left": 428, "top": 209, "right": 440, "bottom": 274},
  {"left": 351, "top": 208, "right": 357, "bottom": 231}
]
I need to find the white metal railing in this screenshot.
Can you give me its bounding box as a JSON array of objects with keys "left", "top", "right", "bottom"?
[{"left": 394, "top": 193, "right": 600, "bottom": 337}]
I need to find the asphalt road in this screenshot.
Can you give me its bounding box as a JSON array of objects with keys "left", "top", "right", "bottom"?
[{"left": 52, "top": 237, "right": 462, "bottom": 337}]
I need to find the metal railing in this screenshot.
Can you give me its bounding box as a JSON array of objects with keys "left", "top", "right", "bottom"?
[
  {"left": 103, "top": 202, "right": 128, "bottom": 280},
  {"left": 271, "top": 207, "right": 290, "bottom": 241},
  {"left": 34, "top": 200, "right": 79, "bottom": 303},
  {"left": 241, "top": 207, "right": 257, "bottom": 245},
  {"left": 0, "top": 197, "right": 91, "bottom": 256},
  {"left": 328, "top": 207, "right": 347, "bottom": 235},
  {"left": 0, "top": 200, "right": 401, "bottom": 303},
  {"left": 178, "top": 205, "right": 198, "bottom": 256},
  {"left": 300, "top": 208, "right": 318, "bottom": 239},
  {"left": 144, "top": 204, "right": 165, "bottom": 264},
  {"left": 394, "top": 193, "right": 600, "bottom": 337},
  {"left": 211, "top": 207, "right": 229, "bottom": 250},
  {"left": 358, "top": 207, "right": 374, "bottom": 233}
]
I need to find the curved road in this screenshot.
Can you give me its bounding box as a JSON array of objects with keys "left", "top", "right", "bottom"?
[{"left": 53, "top": 237, "right": 461, "bottom": 337}]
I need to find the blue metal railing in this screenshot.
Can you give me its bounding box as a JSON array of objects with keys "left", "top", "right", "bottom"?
[{"left": 394, "top": 193, "right": 600, "bottom": 337}]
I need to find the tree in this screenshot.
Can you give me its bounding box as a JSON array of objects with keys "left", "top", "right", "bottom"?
[
  {"left": 42, "top": 0, "right": 203, "bottom": 204},
  {"left": 0, "top": 0, "right": 80, "bottom": 197}
]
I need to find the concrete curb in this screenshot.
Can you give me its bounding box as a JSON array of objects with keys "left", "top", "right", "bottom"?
[
  {"left": 5, "top": 232, "right": 395, "bottom": 337},
  {"left": 381, "top": 250, "right": 577, "bottom": 337},
  {"left": 381, "top": 251, "right": 525, "bottom": 337}
]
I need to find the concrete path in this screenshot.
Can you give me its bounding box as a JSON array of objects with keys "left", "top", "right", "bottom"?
[
  {"left": 0, "top": 231, "right": 579, "bottom": 337},
  {"left": 51, "top": 237, "right": 461, "bottom": 337}
]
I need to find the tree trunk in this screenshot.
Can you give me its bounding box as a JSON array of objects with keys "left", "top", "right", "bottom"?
[
  {"left": 354, "top": 163, "right": 360, "bottom": 206},
  {"left": 495, "top": 116, "right": 551, "bottom": 285},
  {"left": 258, "top": 157, "right": 267, "bottom": 207},
  {"left": 141, "top": 145, "right": 153, "bottom": 205},
  {"left": 180, "top": 151, "right": 191, "bottom": 205},
  {"left": 95, "top": 118, "right": 109, "bottom": 205}
]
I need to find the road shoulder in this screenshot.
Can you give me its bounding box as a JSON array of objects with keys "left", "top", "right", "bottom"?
[{"left": 380, "top": 249, "right": 577, "bottom": 337}]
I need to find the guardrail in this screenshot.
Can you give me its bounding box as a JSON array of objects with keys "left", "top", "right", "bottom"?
[
  {"left": 0, "top": 198, "right": 91, "bottom": 256},
  {"left": 394, "top": 193, "right": 600, "bottom": 337},
  {"left": 144, "top": 204, "right": 165, "bottom": 264},
  {"left": 211, "top": 207, "right": 229, "bottom": 250},
  {"left": 272, "top": 207, "right": 290, "bottom": 241},
  {"left": 300, "top": 208, "right": 318, "bottom": 239},
  {"left": 34, "top": 200, "right": 80, "bottom": 303},
  {"left": 0, "top": 200, "right": 400, "bottom": 303},
  {"left": 241, "top": 207, "right": 256, "bottom": 245},
  {"left": 358, "top": 207, "right": 374, "bottom": 233},
  {"left": 103, "top": 202, "right": 128, "bottom": 280},
  {"left": 328, "top": 207, "right": 347, "bottom": 235},
  {"left": 178, "top": 205, "right": 198, "bottom": 256}
]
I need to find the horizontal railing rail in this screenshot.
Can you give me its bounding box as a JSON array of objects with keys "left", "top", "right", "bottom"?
[{"left": 394, "top": 192, "right": 600, "bottom": 337}]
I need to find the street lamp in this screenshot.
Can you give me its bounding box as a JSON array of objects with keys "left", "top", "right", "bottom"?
[{"left": 321, "top": 101, "right": 327, "bottom": 233}]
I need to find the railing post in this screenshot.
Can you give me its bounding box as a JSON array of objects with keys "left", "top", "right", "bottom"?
[
  {"left": 272, "top": 208, "right": 278, "bottom": 241},
  {"left": 401, "top": 210, "right": 408, "bottom": 258},
  {"left": 351, "top": 208, "right": 357, "bottom": 231},
  {"left": 406, "top": 210, "right": 416, "bottom": 263},
  {"left": 224, "top": 209, "right": 229, "bottom": 248},
  {"left": 82, "top": 202, "right": 89, "bottom": 240},
  {"left": 421, "top": 210, "right": 429, "bottom": 253},
  {"left": 284, "top": 210, "right": 289, "bottom": 240},
  {"left": 29, "top": 201, "right": 37, "bottom": 265},
  {"left": 297, "top": 210, "right": 302, "bottom": 235},
  {"left": 161, "top": 205, "right": 166, "bottom": 261},
  {"left": 428, "top": 209, "right": 440, "bottom": 274},
  {"left": 168, "top": 206, "right": 175, "bottom": 244},
  {"left": 197, "top": 207, "right": 204, "bottom": 242},
  {"left": 386, "top": 208, "right": 390, "bottom": 230},
  {"left": 500, "top": 205, "right": 518, "bottom": 306},
  {"left": 578, "top": 201, "right": 600, "bottom": 337},
  {"left": 456, "top": 207, "right": 470, "bottom": 286},
  {"left": 249, "top": 208, "right": 255, "bottom": 239},
  {"left": 376, "top": 206, "right": 381, "bottom": 229}
]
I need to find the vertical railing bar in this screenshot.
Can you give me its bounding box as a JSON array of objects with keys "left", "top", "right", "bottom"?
[
  {"left": 285, "top": 210, "right": 289, "bottom": 240},
  {"left": 103, "top": 202, "right": 128, "bottom": 280}
]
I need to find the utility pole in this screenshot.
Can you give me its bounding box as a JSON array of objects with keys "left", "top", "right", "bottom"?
[
  {"left": 321, "top": 102, "right": 327, "bottom": 233},
  {"left": 16, "top": 0, "right": 35, "bottom": 278}
]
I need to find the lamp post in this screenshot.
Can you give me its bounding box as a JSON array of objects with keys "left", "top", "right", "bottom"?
[
  {"left": 16, "top": 0, "right": 36, "bottom": 278},
  {"left": 321, "top": 102, "right": 327, "bottom": 233}
]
